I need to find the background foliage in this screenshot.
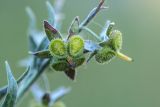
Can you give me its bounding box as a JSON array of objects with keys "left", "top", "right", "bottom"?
[{"left": 0, "top": 0, "right": 160, "bottom": 107}]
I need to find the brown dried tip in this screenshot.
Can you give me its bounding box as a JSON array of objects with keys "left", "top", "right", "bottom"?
[
  {"left": 64, "top": 68, "right": 76, "bottom": 80},
  {"left": 44, "top": 21, "right": 61, "bottom": 40},
  {"left": 44, "top": 21, "right": 58, "bottom": 34}
]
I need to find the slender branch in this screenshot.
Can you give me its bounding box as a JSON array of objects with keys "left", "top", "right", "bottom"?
[
  {"left": 79, "top": 0, "right": 105, "bottom": 32},
  {"left": 82, "top": 26, "right": 101, "bottom": 41},
  {"left": 17, "top": 59, "right": 51, "bottom": 101}
]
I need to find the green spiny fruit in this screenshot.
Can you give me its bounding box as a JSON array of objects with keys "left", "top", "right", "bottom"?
[
  {"left": 95, "top": 46, "right": 116, "bottom": 63},
  {"left": 51, "top": 59, "right": 68, "bottom": 71},
  {"left": 49, "top": 39, "right": 67, "bottom": 58},
  {"left": 108, "top": 30, "right": 122, "bottom": 51},
  {"left": 68, "top": 35, "right": 84, "bottom": 58}
]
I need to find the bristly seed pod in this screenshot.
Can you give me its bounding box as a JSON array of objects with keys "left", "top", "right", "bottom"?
[
  {"left": 68, "top": 36, "right": 84, "bottom": 57},
  {"left": 95, "top": 46, "right": 116, "bottom": 63},
  {"left": 108, "top": 30, "right": 122, "bottom": 51},
  {"left": 49, "top": 39, "right": 67, "bottom": 58}
]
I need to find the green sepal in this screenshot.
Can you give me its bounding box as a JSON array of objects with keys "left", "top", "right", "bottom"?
[
  {"left": 68, "top": 36, "right": 84, "bottom": 58},
  {"left": 29, "top": 50, "right": 51, "bottom": 58},
  {"left": 95, "top": 47, "right": 116, "bottom": 64},
  {"left": 106, "top": 22, "right": 115, "bottom": 36},
  {"left": 51, "top": 59, "right": 68, "bottom": 71},
  {"left": 44, "top": 21, "right": 62, "bottom": 41},
  {"left": 49, "top": 39, "right": 67, "bottom": 59},
  {"left": 68, "top": 16, "right": 80, "bottom": 37},
  {"left": 73, "top": 56, "right": 85, "bottom": 67}
]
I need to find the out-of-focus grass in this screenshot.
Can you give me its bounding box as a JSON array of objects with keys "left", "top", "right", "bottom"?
[{"left": 0, "top": 0, "right": 160, "bottom": 107}]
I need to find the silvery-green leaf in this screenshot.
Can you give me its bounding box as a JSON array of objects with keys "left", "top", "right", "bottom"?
[
  {"left": 18, "top": 57, "right": 33, "bottom": 67},
  {"left": 31, "top": 84, "right": 44, "bottom": 102},
  {"left": 29, "top": 50, "right": 51, "bottom": 58},
  {"left": 84, "top": 40, "right": 101, "bottom": 52},
  {"left": 17, "top": 67, "right": 30, "bottom": 84},
  {"left": 68, "top": 16, "right": 80, "bottom": 37},
  {"left": 28, "top": 34, "right": 37, "bottom": 51},
  {"left": 2, "top": 61, "right": 18, "bottom": 107},
  {"left": 26, "top": 7, "right": 36, "bottom": 34},
  {"left": 50, "top": 87, "right": 71, "bottom": 104},
  {"left": 100, "top": 20, "right": 115, "bottom": 41},
  {"left": 26, "top": 7, "right": 38, "bottom": 51},
  {"left": 44, "top": 21, "right": 62, "bottom": 41},
  {"left": 26, "top": 7, "right": 46, "bottom": 51},
  {"left": 64, "top": 68, "right": 76, "bottom": 80},
  {"left": 0, "top": 67, "right": 29, "bottom": 100},
  {"left": 37, "top": 37, "right": 50, "bottom": 51},
  {"left": 46, "top": 1, "right": 56, "bottom": 26}
]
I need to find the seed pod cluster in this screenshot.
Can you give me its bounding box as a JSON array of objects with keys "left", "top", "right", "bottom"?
[
  {"left": 49, "top": 35, "right": 85, "bottom": 72},
  {"left": 95, "top": 29, "right": 132, "bottom": 63}
]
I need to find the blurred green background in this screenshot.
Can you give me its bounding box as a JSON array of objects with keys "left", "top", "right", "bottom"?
[{"left": 0, "top": 0, "right": 160, "bottom": 107}]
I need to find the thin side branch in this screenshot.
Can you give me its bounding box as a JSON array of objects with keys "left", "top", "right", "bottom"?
[{"left": 79, "top": 0, "right": 105, "bottom": 32}]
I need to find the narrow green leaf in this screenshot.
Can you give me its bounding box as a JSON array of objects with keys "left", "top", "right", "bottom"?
[
  {"left": 68, "top": 16, "right": 80, "bottom": 38},
  {"left": 2, "top": 61, "right": 18, "bottom": 107},
  {"left": 29, "top": 50, "right": 51, "bottom": 58},
  {"left": 44, "top": 21, "right": 62, "bottom": 41}
]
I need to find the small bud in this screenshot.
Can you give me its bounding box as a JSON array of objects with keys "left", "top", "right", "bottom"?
[
  {"left": 51, "top": 59, "right": 68, "bottom": 71},
  {"left": 108, "top": 30, "right": 122, "bottom": 51},
  {"left": 95, "top": 47, "right": 115, "bottom": 63},
  {"left": 52, "top": 101, "right": 66, "bottom": 107},
  {"left": 49, "top": 39, "right": 67, "bottom": 58},
  {"left": 42, "top": 93, "right": 51, "bottom": 106},
  {"left": 68, "top": 36, "right": 84, "bottom": 57}
]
